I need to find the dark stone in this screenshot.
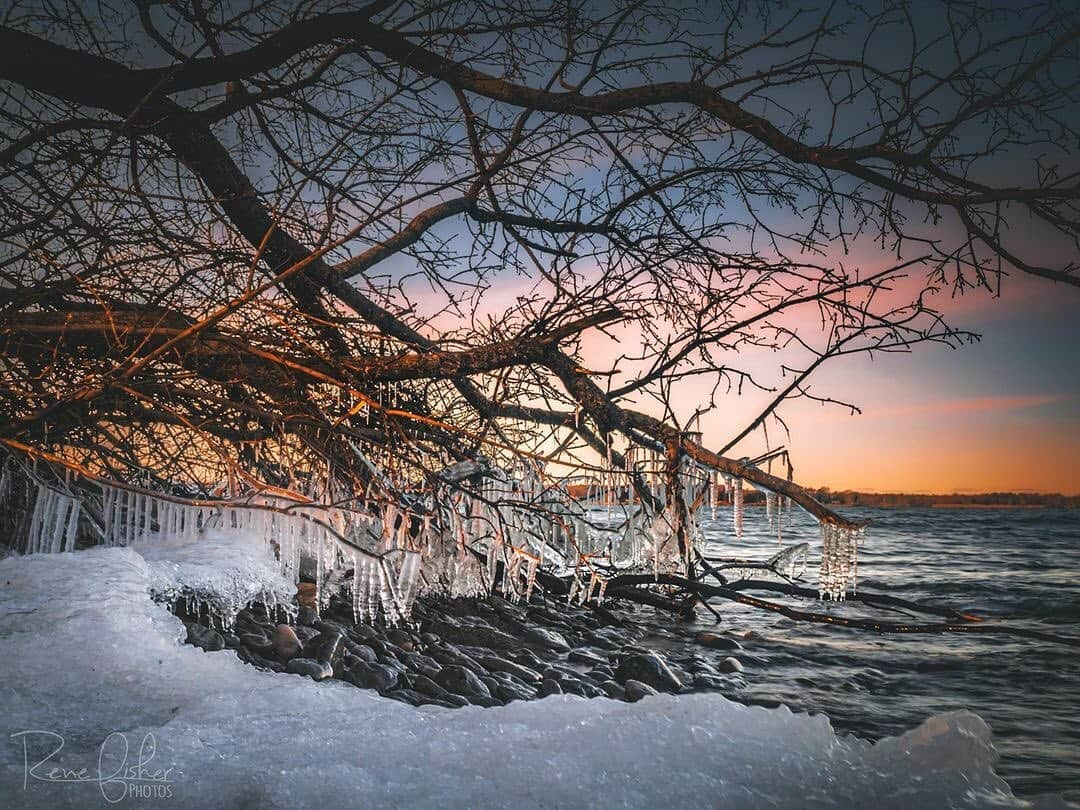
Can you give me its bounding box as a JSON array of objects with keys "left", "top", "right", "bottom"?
[
  {"left": 496, "top": 680, "right": 538, "bottom": 703},
  {"left": 428, "top": 644, "right": 486, "bottom": 676},
  {"left": 401, "top": 651, "right": 442, "bottom": 678},
  {"left": 410, "top": 674, "right": 453, "bottom": 701},
  {"left": 624, "top": 679, "right": 660, "bottom": 701},
  {"left": 587, "top": 665, "right": 615, "bottom": 682},
  {"left": 345, "top": 641, "right": 378, "bottom": 664},
  {"left": 568, "top": 649, "right": 605, "bottom": 666},
  {"left": 294, "top": 625, "right": 320, "bottom": 643},
  {"left": 693, "top": 631, "right": 742, "bottom": 651},
  {"left": 316, "top": 632, "right": 347, "bottom": 666},
  {"left": 479, "top": 676, "right": 500, "bottom": 696},
  {"left": 420, "top": 632, "right": 441, "bottom": 646},
  {"left": 315, "top": 619, "right": 350, "bottom": 636},
  {"left": 239, "top": 632, "right": 272, "bottom": 653},
  {"left": 510, "top": 648, "right": 547, "bottom": 671},
  {"left": 718, "top": 657, "right": 744, "bottom": 673},
  {"left": 186, "top": 623, "right": 225, "bottom": 652},
  {"left": 523, "top": 626, "right": 571, "bottom": 651},
  {"left": 351, "top": 623, "right": 379, "bottom": 642},
  {"left": 296, "top": 606, "right": 319, "bottom": 627},
  {"left": 425, "top": 619, "right": 519, "bottom": 651},
  {"left": 435, "top": 665, "right": 491, "bottom": 699},
  {"left": 386, "top": 628, "right": 414, "bottom": 651},
  {"left": 615, "top": 652, "right": 682, "bottom": 692},
  {"left": 693, "top": 673, "right": 727, "bottom": 689},
  {"left": 538, "top": 678, "right": 563, "bottom": 697},
  {"left": 285, "top": 658, "right": 334, "bottom": 681},
  {"left": 477, "top": 655, "right": 542, "bottom": 684},
  {"left": 384, "top": 689, "right": 426, "bottom": 706},
  {"left": 600, "top": 680, "right": 626, "bottom": 699},
  {"left": 346, "top": 661, "right": 400, "bottom": 693}
]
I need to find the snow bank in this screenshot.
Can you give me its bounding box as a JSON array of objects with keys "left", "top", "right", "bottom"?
[{"left": 0, "top": 544, "right": 1058, "bottom": 809}]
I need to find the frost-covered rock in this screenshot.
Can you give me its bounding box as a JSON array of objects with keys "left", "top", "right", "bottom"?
[{"left": 0, "top": 545, "right": 1050, "bottom": 809}]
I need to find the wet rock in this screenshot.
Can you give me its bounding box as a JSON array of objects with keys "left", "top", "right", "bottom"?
[
  {"left": 425, "top": 619, "right": 519, "bottom": 651},
  {"left": 615, "top": 651, "right": 682, "bottom": 692},
  {"left": 623, "top": 679, "right": 660, "bottom": 701},
  {"left": 380, "top": 689, "right": 418, "bottom": 706},
  {"left": 495, "top": 680, "right": 538, "bottom": 703},
  {"left": 186, "top": 623, "right": 225, "bottom": 652},
  {"left": 294, "top": 625, "right": 320, "bottom": 643},
  {"left": 480, "top": 676, "right": 500, "bottom": 696},
  {"left": 718, "top": 657, "right": 743, "bottom": 674},
  {"left": 285, "top": 658, "right": 333, "bottom": 681},
  {"left": 435, "top": 665, "right": 491, "bottom": 699},
  {"left": 315, "top": 619, "right": 350, "bottom": 636},
  {"left": 296, "top": 606, "right": 319, "bottom": 627},
  {"left": 345, "top": 641, "right": 378, "bottom": 664},
  {"left": 316, "top": 631, "right": 347, "bottom": 666},
  {"left": 692, "top": 672, "right": 726, "bottom": 689},
  {"left": 350, "top": 623, "right": 379, "bottom": 642},
  {"left": 239, "top": 632, "right": 272, "bottom": 653},
  {"left": 349, "top": 662, "right": 400, "bottom": 693},
  {"left": 420, "top": 632, "right": 441, "bottom": 647},
  {"left": 588, "top": 665, "right": 615, "bottom": 682},
  {"left": 465, "top": 694, "right": 503, "bottom": 708},
  {"left": 537, "top": 678, "right": 563, "bottom": 697},
  {"left": 237, "top": 647, "right": 285, "bottom": 672},
  {"left": 586, "top": 627, "right": 633, "bottom": 649},
  {"left": 600, "top": 680, "right": 626, "bottom": 700},
  {"left": 386, "top": 628, "right": 415, "bottom": 652},
  {"left": 428, "top": 644, "right": 486, "bottom": 676},
  {"left": 410, "top": 674, "right": 454, "bottom": 701},
  {"left": 401, "top": 651, "right": 442, "bottom": 678},
  {"left": 510, "top": 648, "right": 547, "bottom": 671},
  {"left": 522, "top": 626, "right": 571, "bottom": 651},
  {"left": 694, "top": 631, "right": 742, "bottom": 651},
  {"left": 559, "top": 678, "right": 603, "bottom": 698},
  {"left": 477, "top": 655, "right": 542, "bottom": 684},
  {"left": 568, "top": 649, "right": 605, "bottom": 667}
]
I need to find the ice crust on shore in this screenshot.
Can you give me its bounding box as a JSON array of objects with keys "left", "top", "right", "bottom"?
[
  {"left": 137, "top": 529, "right": 298, "bottom": 627},
  {"left": 0, "top": 544, "right": 1059, "bottom": 809}
]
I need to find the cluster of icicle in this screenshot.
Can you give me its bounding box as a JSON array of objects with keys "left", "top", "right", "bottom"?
[
  {"left": 101, "top": 485, "right": 212, "bottom": 546},
  {"left": 567, "top": 569, "right": 608, "bottom": 606},
  {"left": 818, "top": 522, "right": 864, "bottom": 600},
  {"left": 424, "top": 464, "right": 553, "bottom": 602},
  {"left": 26, "top": 484, "right": 81, "bottom": 554}
]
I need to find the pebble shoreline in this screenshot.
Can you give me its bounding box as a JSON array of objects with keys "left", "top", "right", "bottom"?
[{"left": 175, "top": 589, "right": 752, "bottom": 708}]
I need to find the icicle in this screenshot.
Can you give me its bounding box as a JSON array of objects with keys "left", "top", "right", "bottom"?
[
  {"left": 62, "top": 497, "right": 80, "bottom": 552},
  {"left": 732, "top": 477, "right": 744, "bottom": 538},
  {"left": 708, "top": 470, "right": 717, "bottom": 520},
  {"left": 818, "top": 522, "right": 861, "bottom": 600}
]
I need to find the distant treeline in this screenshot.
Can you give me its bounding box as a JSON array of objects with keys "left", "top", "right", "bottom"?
[
  {"left": 809, "top": 489, "right": 1080, "bottom": 508},
  {"left": 565, "top": 482, "right": 1077, "bottom": 508}
]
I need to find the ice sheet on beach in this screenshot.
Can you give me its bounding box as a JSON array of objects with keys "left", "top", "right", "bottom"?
[{"left": 0, "top": 544, "right": 1063, "bottom": 809}]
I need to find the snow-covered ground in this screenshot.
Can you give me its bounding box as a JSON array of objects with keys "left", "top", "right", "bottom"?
[{"left": 0, "top": 539, "right": 1063, "bottom": 809}]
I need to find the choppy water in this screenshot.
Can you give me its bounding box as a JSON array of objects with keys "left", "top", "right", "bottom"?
[{"left": 692, "top": 506, "right": 1080, "bottom": 802}]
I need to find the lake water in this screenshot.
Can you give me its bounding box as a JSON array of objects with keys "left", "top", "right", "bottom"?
[{"left": 692, "top": 506, "right": 1080, "bottom": 803}]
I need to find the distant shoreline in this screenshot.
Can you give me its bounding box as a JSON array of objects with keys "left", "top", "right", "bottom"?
[{"left": 805, "top": 490, "right": 1079, "bottom": 508}]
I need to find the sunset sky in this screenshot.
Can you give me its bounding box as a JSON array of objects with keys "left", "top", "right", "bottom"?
[
  {"left": 774, "top": 279, "right": 1080, "bottom": 494},
  {"left": 566, "top": 270, "right": 1080, "bottom": 496}
]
